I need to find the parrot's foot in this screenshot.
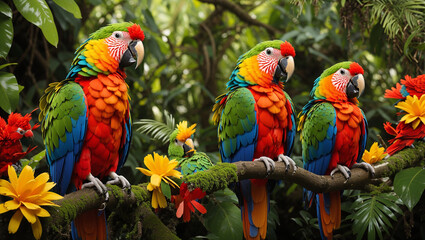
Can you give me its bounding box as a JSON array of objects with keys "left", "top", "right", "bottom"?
[
  {"left": 330, "top": 164, "right": 351, "bottom": 180},
  {"left": 277, "top": 154, "right": 297, "bottom": 173},
  {"left": 254, "top": 156, "right": 275, "bottom": 177},
  {"left": 106, "top": 172, "right": 131, "bottom": 192},
  {"left": 352, "top": 162, "right": 375, "bottom": 177},
  {"left": 82, "top": 173, "right": 109, "bottom": 202}
]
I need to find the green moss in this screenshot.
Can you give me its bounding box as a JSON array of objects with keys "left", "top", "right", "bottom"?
[
  {"left": 383, "top": 141, "right": 425, "bottom": 177},
  {"left": 183, "top": 163, "right": 237, "bottom": 192}
]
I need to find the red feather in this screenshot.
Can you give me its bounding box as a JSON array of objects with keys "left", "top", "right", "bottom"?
[
  {"left": 348, "top": 62, "right": 364, "bottom": 76},
  {"left": 127, "top": 24, "right": 145, "bottom": 41},
  {"left": 280, "top": 41, "right": 295, "bottom": 57}
]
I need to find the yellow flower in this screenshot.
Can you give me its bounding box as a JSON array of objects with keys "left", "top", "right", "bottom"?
[
  {"left": 0, "top": 165, "right": 63, "bottom": 240},
  {"left": 362, "top": 142, "right": 387, "bottom": 164},
  {"left": 396, "top": 95, "right": 425, "bottom": 129},
  {"left": 137, "top": 152, "right": 182, "bottom": 208},
  {"left": 176, "top": 121, "right": 196, "bottom": 142}
]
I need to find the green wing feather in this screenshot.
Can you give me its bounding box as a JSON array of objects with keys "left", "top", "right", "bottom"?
[{"left": 179, "top": 152, "right": 213, "bottom": 176}]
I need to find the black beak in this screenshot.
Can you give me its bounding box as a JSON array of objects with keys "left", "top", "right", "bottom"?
[
  {"left": 183, "top": 143, "right": 194, "bottom": 157},
  {"left": 346, "top": 75, "right": 361, "bottom": 99},
  {"left": 119, "top": 40, "right": 144, "bottom": 69},
  {"left": 272, "top": 56, "right": 295, "bottom": 84}
]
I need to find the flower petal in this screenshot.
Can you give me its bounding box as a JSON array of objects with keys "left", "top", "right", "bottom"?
[
  {"left": 0, "top": 203, "right": 9, "bottom": 214},
  {"left": 176, "top": 202, "right": 184, "bottom": 218},
  {"left": 191, "top": 200, "right": 207, "bottom": 214},
  {"left": 0, "top": 186, "right": 17, "bottom": 198},
  {"left": 22, "top": 201, "right": 41, "bottom": 210},
  {"left": 7, "top": 166, "right": 18, "bottom": 189},
  {"left": 151, "top": 174, "right": 162, "bottom": 188},
  {"left": 20, "top": 206, "right": 37, "bottom": 224},
  {"left": 31, "top": 216, "right": 42, "bottom": 240},
  {"left": 8, "top": 209, "right": 23, "bottom": 234},
  {"left": 4, "top": 200, "right": 21, "bottom": 210},
  {"left": 144, "top": 154, "right": 156, "bottom": 172},
  {"left": 151, "top": 189, "right": 158, "bottom": 209},
  {"left": 137, "top": 168, "right": 153, "bottom": 177},
  {"left": 34, "top": 207, "right": 50, "bottom": 217}
]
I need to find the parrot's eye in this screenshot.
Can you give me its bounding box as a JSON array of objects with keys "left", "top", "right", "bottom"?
[
  {"left": 340, "top": 69, "right": 345, "bottom": 75},
  {"left": 265, "top": 48, "right": 273, "bottom": 56},
  {"left": 113, "top": 31, "right": 123, "bottom": 39},
  {"left": 16, "top": 127, "right": 25, "bottom": 135}
]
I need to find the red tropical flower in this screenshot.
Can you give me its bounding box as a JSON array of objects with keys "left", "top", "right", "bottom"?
[{"left": 172, "top": 182, "right": 207, "bottom": 222}]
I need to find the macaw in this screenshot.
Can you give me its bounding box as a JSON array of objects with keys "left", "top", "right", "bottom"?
[
  {"left": 0, "top": 111, "right": 39, "bottom": 176},
  {"left": 384, "top": 74, "right": 425, "bottom": 155},
  {"left": 298, "top": 61, "right": 374, "bottom": 239},
  {"left": 168, "top": 121, "right": 212, "bottom": 222},
  {"left": 39, "top": 22, "right": 145, "bottom": 240},
  {"left": 212, "top": 40, "right": 296, "bottom": 240},
  {"left": 168, "top": 121, "right": 213, "bottom": 175}
]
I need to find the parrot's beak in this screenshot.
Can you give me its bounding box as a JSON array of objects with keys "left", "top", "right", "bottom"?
[
  {"left": 183, "top": 138, "right": 195, "bottom": 157},
  {"left": 24, "top": 130, "right": 33, "bottom": 138},
  {"left": 119, "top": 40, "right": 144, "bottom": 69},
  {"left": 346, "top": 74, "right": 365, "bottom": 99},
  {"left": 273, "top": 56, "right": 295, "bottom": 83}
]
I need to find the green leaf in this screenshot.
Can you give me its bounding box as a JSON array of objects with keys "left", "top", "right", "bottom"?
[
  {"left": 203, "top": 200, "right": 243, "bottom": 240},
  {"left": 0, "top": 72, "right": 19, "bottom": 113},
  {"left": 0, "top": 2, "right": 13, "bottom": 59},
  {"left": 13, "top": 0, "right": 58, "bottom": 47},
  {"left": 0, "top": 63, "right": 17, "bottom": 70},
  {"left": 21, "top": 150, "right": 46, "bottom": 169},
  {"left": 394, "top": 167, "right": 425, "bottom": 211},
  {"left": 160, "top": 180, "right": 171, "bottom": 199},
  {"left": 52, "top": 0, "right": 81, "bottom": 19}
]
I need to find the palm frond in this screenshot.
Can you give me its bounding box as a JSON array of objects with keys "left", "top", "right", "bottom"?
[
  {"left": 134, "top": 111, "right": 175, "bottom": 144},
  {"left": 348, "top": 192, "right": 403, "bottom": 240}
]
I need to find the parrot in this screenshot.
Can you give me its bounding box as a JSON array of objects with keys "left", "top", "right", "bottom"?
[
  {"left": 298, "top": 61, "right": 375, "bottom": 239},
  {"left": 383, "top": 74, "right": 425, "bottom": 155},
  {"left": 168, "top": 121, "right": 213, "bottom": 175},
  {"left": 38, "top": 22, "right": 145, "bottom": 240},
  {"left": 0, "top": 111, "right": 39, "bottom": 176},
  {"left": 212, "top": 40, "right": 297, "bottom": 240}
]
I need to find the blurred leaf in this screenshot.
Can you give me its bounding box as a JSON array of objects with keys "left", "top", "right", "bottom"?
[
  {"left": 394, "top": 167, "right": 425, "bottom": 211},
  {"left": 13, "top": 0, "right": 58, "bottom": 46},
  {"left": 203, "top": 199, "right": 243, "bottom": 240},
  {"left": 0, "top": 2, "right": 13, "bottom": 59},
  {"left": 0, "top": 72, "right": 19, "bottom": 113},
  {"left": 211, "top": 188, "right": 238, "bottom": 204},
  {"left": 160, "top": 180, "right": 171, "bottom": 199},
  {"left": 21, "top": 150, "right": 46, "bottom": 169},
  {"left": 142, "top": 9, "right": 160, "bottom": 34},
  {"left": 0, "top": 63, "right": 17, "bottom": 70},
  {"left": 52, "top": 0, "right": 81, "bottom": 19}
]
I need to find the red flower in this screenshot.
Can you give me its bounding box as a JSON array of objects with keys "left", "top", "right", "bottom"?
[{"left": 171, "top": 182, "right": 207, "bottom": 222}]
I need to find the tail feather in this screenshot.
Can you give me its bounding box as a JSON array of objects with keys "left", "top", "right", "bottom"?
[
  {"left": 241, "top": 180, "right": 268, "bottom": 240},
  {"left": 317, "top": 192, "right": 341, "bottom": 240},
  {"left": 72, "top": 209, "right": 107, "bottom": 240}
]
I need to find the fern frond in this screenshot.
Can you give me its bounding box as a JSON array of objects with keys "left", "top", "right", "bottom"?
[
  {"left": 134, "top": 111, "right": 175, "bottom": 144},
  {"left": 348, "top": 193, "right": 403, "bottom": 240}
]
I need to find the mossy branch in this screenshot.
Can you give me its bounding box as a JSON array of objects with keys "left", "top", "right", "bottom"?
[
  {"left": 0, "top": 184, "right": 180, "bottom": 240},
  {"left": 184, "top": 141, "right": 425, "bottom": 193}
]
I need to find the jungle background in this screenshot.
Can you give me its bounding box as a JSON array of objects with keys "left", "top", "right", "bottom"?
[{"left": 0, "top": 0, "right": 425, "bottom": 239}]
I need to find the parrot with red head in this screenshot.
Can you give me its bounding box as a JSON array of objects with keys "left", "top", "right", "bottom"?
[
  {"left": 39, "top": 22, "right": 145, "bottom": 240},
  {"left": 384, "top": 74, "right": 425, "bottom": 155},
  {"left": 213, "top": 40, "right": 297, "bottom": 240},
  {"left": 298, "top": 61, "right": 375, "bottom": 239},
  {"left": 0, "top": 111, "right": 39, "bottom": 176}
]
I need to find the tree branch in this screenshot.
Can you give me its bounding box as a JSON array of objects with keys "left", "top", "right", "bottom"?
[
  {"left": 184, "top": 141, "right": 425, "bottom": 193},
  {"left": 198, "top": 0, "right": 279, "bottom": 35}
]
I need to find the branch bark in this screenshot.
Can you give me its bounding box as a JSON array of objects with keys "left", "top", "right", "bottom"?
[
  {"left": 198, "top": 0, "right": 279, "bottom": 35},
  {"left": 184, "top": 141, "right": 425, "bottom": 193}
]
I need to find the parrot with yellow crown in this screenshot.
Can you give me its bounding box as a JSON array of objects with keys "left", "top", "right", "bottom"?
[{"left": 39, "top": 22, "right": 145, "bottom": 240}]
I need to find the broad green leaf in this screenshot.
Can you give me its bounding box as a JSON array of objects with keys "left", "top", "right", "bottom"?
[
  {"left": 52, "top": 0, "right": 81, "bottom": 19},
  {"left": 0, "top": 2, "right": 13, "bottom": 59},
  {"left": 13, "top": 0, "right": 58, "bottom": 47},
  {"left": 203, "top": 200, "right": 243, "bottom": 240},
  {"left": 0, "top": 72, "right": 19, "bottom": 113},
  {"left": 160, "top": 180, "right": 171, "bottom": 199},
  {"left": 394, "top": 167, "right": 425, "bottom": 211}
]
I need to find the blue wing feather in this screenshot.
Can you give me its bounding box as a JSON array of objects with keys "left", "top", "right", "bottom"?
[{"left": 117, "top": 111, "right": 131, "bottom": 172}]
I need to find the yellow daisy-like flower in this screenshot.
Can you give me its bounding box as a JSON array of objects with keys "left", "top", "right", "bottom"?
[
  {"left": 0, "top": 165, "right": 63, "bottom": 240},
  {"left": 136, "top": 152, "right": 182, "bottom": 208},
  {"left": 362, "top": 142, "right": 387, "bottom": 164},
  {"left": 396, "top": 95, "right": 425, "bottom": 129},
  {"left": 176, "top": 121, "right": 196, "bottom": 142}
]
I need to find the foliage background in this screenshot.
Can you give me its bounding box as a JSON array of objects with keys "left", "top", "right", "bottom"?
[{"left": 1, "top": 0, "right": 425, "bottom": 239}]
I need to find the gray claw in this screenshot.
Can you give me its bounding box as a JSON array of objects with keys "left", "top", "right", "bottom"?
[
  {"left": 82, "top": 173, "right": 109, "bottom": 202},
  {"left": 330, "top": 164, "right": 351, "bottom": 180},
  {"left": 277, "top": 154, "right": 297, "bottom": 173},
  {"left": 352, "top": 162, "right": 375, "bottom": 177},
  {"left": 106, "top": 172, "right": 131, "bottom": 191},
  {"left": 254, "top": 156, "right": 275, "bottom": 177}
]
